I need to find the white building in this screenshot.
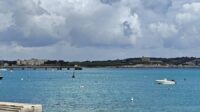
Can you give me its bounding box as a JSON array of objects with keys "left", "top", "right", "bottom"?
[{"left": 16, "top": 59, "right": 46, "bottom": 66}]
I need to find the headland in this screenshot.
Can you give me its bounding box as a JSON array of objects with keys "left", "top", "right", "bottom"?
[{"left": 1, "top": 57, "right": 200, "bottom": 68}]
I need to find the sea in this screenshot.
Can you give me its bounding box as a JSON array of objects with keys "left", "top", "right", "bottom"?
[{"left": 0, "top": 68, "right": 200, "bottom": 112}]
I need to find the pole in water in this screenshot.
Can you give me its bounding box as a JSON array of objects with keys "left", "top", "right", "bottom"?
[{"left": 72, "top": 70, "right": 75, "bottom": 78}]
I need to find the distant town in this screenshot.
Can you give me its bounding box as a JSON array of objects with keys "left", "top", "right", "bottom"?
[{"left": 1, "top": 57, "right": 200, "bottom": 68}]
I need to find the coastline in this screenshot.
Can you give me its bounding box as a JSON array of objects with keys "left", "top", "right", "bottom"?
[
  {"left": 84, "top": 64, "right": 200, "bottom": 68},
  {"left": 1, "top": 57, "right": 200, "bottom": 69},
  {"left": 116, "top": 64, "right": 200, "bottom": 68}
]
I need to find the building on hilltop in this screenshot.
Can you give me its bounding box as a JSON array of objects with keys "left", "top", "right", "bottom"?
[
  {"left": 185, "top": 59, "right": 200, "bottom": 66},
  {"left": 141, "top": 56, "right": 150, "bottom": 62},
  {"left": 17, "top": 59, "right": 46, "bottom": 66}
]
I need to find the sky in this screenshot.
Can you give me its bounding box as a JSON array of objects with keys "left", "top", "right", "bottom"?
[{"left": 0, "top": 0, "right": 200, "bottom": 61}]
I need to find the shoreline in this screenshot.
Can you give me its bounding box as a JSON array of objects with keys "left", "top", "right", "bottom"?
[
  {"left": 117, "top": 65, "right": 200, "bottom": 68},
  {"left": 83, "top": 65, "right": 200, "bottom": 68}
]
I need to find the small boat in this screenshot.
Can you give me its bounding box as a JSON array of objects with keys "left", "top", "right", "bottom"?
[{"left": 155, "top": 78, "right": 176, "bottom": 85}]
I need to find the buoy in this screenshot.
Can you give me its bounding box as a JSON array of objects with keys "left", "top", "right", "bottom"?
[
  {"left": 21, "top": 78, "right": 24, "bottom": 81},
  {"left": 131, "top": 97, "right": 134, "bottom": 102}
]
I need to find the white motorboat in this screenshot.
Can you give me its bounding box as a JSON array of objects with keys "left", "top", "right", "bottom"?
[{"left": 155, "top": 78, "right": 176, "bottom": 85}]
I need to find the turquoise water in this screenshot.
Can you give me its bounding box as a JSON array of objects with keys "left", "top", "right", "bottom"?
[{"left": 0, "top": 68, "right": 200, "bottom": 112}]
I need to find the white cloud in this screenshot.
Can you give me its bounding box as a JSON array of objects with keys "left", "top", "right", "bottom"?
[
  {"left": 32, "top": 14, "right": 66, "bottom": 38},
  {"left": 176, "top": 2, "right": 200, "bottom": 24},
  {"left": 183, "top": 2, "right": 200, "bottom": 12},
  {"left": 176, "top": 13, "right": 195, "bottom": 23},
  {"left": 149, "top": 22, "right": 177, "bottom": 38},
  {"left": 0, "top": 13, "right": 14, "bottom": 32}
]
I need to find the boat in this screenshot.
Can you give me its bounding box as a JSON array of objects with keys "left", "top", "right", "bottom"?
[{"left": 155, "top": 78, "right": 176, "bottom": 85}]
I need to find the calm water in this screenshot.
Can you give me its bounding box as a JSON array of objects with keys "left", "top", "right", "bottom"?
[{"left": 1, "top": 68, "right": 200, "bottom": 112}]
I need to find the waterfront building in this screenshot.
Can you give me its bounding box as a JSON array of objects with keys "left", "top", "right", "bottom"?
[{"left": 16, "top": 59, "right": 46, "bottom": 66}]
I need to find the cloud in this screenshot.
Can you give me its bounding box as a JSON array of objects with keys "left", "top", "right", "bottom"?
[
  {"left": 149, "top": 22, "right": 177, "bottom": 38},
  {"left": 0, "top": 13, "right": 14, "bottom": 32},
  {"left": 0, "top": 0, "right": 142, "bottom": 48},
  {"left": 0, "top": 0, "right": 200, "bottom": 60},
  {"left": 100, "top": 0, "right": 121, "bottom": 5},
  {"left": 176, "top": 2, "right": 200, "bottom": 24},
  {"left": 141, "top": 0, "right": 172, "bottom": 13}
]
